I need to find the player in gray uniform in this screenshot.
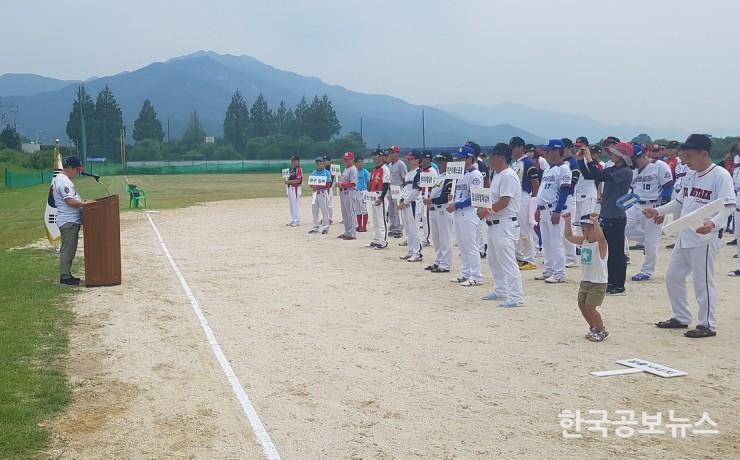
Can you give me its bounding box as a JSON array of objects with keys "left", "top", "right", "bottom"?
[
  {"left": 336, "top": 151, "right": 359, "bottom": 240},
  {"left": 386, "top": 145, "right": 406, "bottom": 237}
]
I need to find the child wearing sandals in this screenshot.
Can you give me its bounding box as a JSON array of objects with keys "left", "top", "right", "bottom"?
[{"left": 564, "top": 212, "right": 610, "bottom": 342}]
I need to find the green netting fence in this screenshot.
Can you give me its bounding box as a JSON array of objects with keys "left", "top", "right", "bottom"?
[{"left": 3, "top": 161, "right": 293, "bottom": 189}]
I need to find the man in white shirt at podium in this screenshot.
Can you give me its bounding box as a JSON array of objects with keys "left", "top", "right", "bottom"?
[{"left": 53, "top": 156, "right": 90, "bottom": 286}]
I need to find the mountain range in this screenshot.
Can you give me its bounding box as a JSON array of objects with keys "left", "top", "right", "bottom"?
[{"left": 0, "top": 51, "right": 540, "bottom": 149}]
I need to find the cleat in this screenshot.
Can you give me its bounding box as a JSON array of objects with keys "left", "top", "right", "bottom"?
[
  {"left": 374, "top": 243, "right": 388, "bottom": 250},
  {"left": 544, "top": 276, "right": 565, "bottom": 284},
  {"left": 451, "top": 276, "right": 468, "bottom": 283},
  {"left": 407, "top": 254, "right": 423, "bottom": 262},
  {"left": 519, "top": 262, "right": 537, "bottom": 271},
  {"left": 424, "top": 264, "right": 438, "bottom": 271},
  {"left": 565, "top": 262, "right": 578, "bottom": 268},
  {"left": 481, "top": 292, "right": 499, "bottom": 301},
  {"left": 430, "top": 267, "right": 449, "bottom": 273},
  {"left": 534, "top": 273, "right": 552, "bottom": 281},
  {"left": 499, "top": 299, "right": 524, "bottom": 308},
  {"left": 459, "top": 279, "right": 482, "bottom": 287},
  {"left": 321, "top": 229, "right": 329, "bottom": 234},
  {"left": 308, "top": 229, "right": 319, "bottom": 234},
  {"left": 399, "top": 254, "right": 411, "bottom": 260},
  {"left": 728, "top": 270, "right": 740, "bottom": 277},
  {"left": 631, "top": 273, "right": 651, "bottom": 281}
]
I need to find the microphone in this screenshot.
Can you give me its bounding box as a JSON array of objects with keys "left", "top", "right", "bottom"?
[{"left": 81, "top": 171, "right": 101, "bottom": 182}]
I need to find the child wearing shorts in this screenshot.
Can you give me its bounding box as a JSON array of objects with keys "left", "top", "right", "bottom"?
[{"left": 565, "top": 212, "right": 610, "bottom": 342}]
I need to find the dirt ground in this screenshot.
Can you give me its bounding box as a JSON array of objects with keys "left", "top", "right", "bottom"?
[{"left": 49, "top": 196, "right": 740, "bottom": 459}]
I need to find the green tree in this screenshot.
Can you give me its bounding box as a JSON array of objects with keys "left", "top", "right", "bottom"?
[
  {"left": 89, "top": 85, "right": 123, "bottom": 157},
  {"left": 65, "top": 86, "right": 94, "bottom": 151},
  {"left": 274, "top": 100, "right": 291, "bottom": 134},
  {"left": 132, "top": 99, "right": 164, "bottom": 143},
  {"left": 0, "top": 124, "right": 21, "bottom": 150},
  {"left": 223, "top": 90, "right": 250, "bottom": 152},
  {"left": 301, "top": 94, "right": 342, "bottom": 141},
  {"left": 127, "top": 139, "right": 165, "bottom": 161},
  {"left": 631, "top": 133, "right": 652, "bottom": 145},
  {"left": 248, "top": 93, "right": 275, "bottom": 138},
  {"left": 291, "top": 96, "right": 309, "bottom": 137},
  {"left": 182, "top": 111, "right": 205, "bottom": 147}
]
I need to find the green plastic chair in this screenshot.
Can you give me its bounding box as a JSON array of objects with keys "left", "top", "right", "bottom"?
[{"left": 126, "top": 183, "right": 148, "bottom": 209}]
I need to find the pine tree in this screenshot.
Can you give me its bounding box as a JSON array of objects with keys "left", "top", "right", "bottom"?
[
  {"left": 223, "top": 90, "right": 250, "bottom": 151},
  {"left": 318, "top": 94, "right": 341, "bottom": 141},
  {"left": 182, "top": 111, "right": 205, "bottom": 147},
  {"left": 274, "top": 100, "right": 289, "bottom": 134},
  {"left": 0, "top": 124, "right": 21, "bottom": 150},
  {"left": 133, "top": 99, "right": 164, "bottom": 143},
  {"left": 65, "top": 86, "right": 94, "bottom": 151},
  {"left": 292, "top": 96, "right": 309, "bottom": 137},
  {"left": 248, "top": 93, "right": 275, "bottom": 138},
  {"left": 90, "top": 85, "right": 123, "bottom": 156}
]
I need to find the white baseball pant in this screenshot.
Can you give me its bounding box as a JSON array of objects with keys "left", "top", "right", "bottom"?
[
  {"left": 625, "top": 203, "right": 662, "bottom": 276},
  {"left": 487, "top": 219, "right": 524, "bottom": 303},
  {"left": 736, "top": 208, "right": 740, "bottom": 270},
  {"left": 516, "top": 192, "right": 535, "bottom": 264},
  {"left": 401, "top": 205, "right": 422, "bottom": 256},
  {"left": 327, "top": 187, "right": 334, "bottom": 221},
  {"left": 540, "top": 209, "right": 566, "bottom": 279},
  {"left": 476, "top": 217, "right": 485, "bottom": 254},
  {"left": 288, "top": 185, "right": 301, "bottom": 224},
  {"left": 666, "top": 239, "right": 723, "bottom": 331},
  {"left": 311, "top": 191, "right": 330, "bottom": 231},
  {"left": 454, "top": 207, "right": 482, "bottom": 281},
  {"left": 430, "top": 204, "right": 453, "bottom": 270},
  {"left": 371, "top": 198, "right": 388, "bottom": 246}
]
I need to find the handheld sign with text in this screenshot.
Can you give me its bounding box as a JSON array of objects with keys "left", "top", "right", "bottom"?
[
  {"left": 364, "top": 191, "right": 380, "bottom": 203},
  {"left": 446, "top": 161, "right": 466, "bottom": 199},
  {"left": 419, "top": 172, "right": 435, "bottom": 198},
  {"left": 471, "top": 187, "right": 492, "bottom": 208},
  {"left": 281, "top": 168, "right": 290, "bottom": 195},
  {"left": 390, "top": 185, "right": 402, "bottom": 200},
  {"left": 308, "top": 175, "right": 328, "bottom": 187},
  {"left": 330, "top": 164, "right": 341, "bottom": 196}
]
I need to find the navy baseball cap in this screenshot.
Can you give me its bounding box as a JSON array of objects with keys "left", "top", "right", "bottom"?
[
  {"left": 421, "top": 150, "right": 433, "bottom": 160},
  {"left": 561, "top": 138, "right": 574, "bottom": 148},
  {"left": 633, "top": 144, "right": 646, "bottom": 158},
  {"left": 434, "top": 152, "right": 453, "bottom": 162},
  {"left": 406, "top": 150, "right": 422, "bottom": 160},
  {"left": 63, "top": 156, "right": 83, "bottom": 168},
  {"left": 456, "top": 145, "right": 476, "bottom": 158},
  {"left": 524, "top": 143, "right": 536, "bottom": 152},
  {"left": 464, "top": 141, "right": 481, "bottom": 156},
  {"left": 290, "top": 155, "right": 300, "bottom": 161},
  {"left": 603, "top": 136, "right": 620, "bottom": 146},
  {"left": 544, "top": 139, "right": 565, "bottom": 151},
  {"left": 490, "top": 143, "right": 511, "bottom": 157},
  {"left": 509, "top": 136, "right": 526, "bottom": 148},
  {"left": 323, "top": 156, "right": 331, "bottom": 161},
  {"left": 680, "top": 134, "right": 712, "bottom": 152},
  {"left": 575, "top": 136, "right": 589, "bottom": 146}
]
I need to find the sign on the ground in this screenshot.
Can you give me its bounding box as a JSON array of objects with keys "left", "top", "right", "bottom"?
[{"left": 591, "top": 358, "right": 687, "bottom": 378}]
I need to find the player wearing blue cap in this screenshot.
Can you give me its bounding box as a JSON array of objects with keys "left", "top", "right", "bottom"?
[
  {"left": 466, "top": 141, "right": 488, "bottom": 258},
  {"left": 561, "top": 138, "right": 580, "bottom": 268},
  {"left": 510, "top": 136, "right": 540, "bottom": 270},
  {"left": 308, "top": 157, "right": 333, "bottom": 235},
  {"left": 424, "top": 152, "right": 454, "bottom": 273},
  {"left": 447, "top": 145, "right": 484, "bottom": 286},
  {"left": 535, "top": 140, "right": 572, "bottom": 283}
]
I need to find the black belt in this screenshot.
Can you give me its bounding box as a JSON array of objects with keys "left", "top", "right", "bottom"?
[
  {"left": 638, "top": 199, "right": 659, "bottom": 204},
  {"left": 487, "top": 217, "right": 517, "bottom": 226},
  {"left": 432, "top": 204, "right": 444, "bottom": 210},
  {"left": 340, "top": 188, "right": 351, "bottom": 191},
  {"left": 537, "top": 204, "right": 567, "bottom": 211}
]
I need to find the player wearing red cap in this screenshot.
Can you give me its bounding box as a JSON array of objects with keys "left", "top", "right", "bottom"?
[
  {"left": 336, "top": 151, "right": 359, "bottom": 240},
  {"left": 285, "top": 155, "right": 303, "bottom": 226}
]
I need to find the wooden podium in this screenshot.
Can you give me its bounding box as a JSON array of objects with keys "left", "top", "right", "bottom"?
[{"left": 83, "top": 195, "right": 121, "bottom": 287}]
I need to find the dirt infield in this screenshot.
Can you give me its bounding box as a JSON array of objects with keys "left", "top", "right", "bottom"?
[{"left": 50, "top": 197, "right": 740, "bottom": 459}]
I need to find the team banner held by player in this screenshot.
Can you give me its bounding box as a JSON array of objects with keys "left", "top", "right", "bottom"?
[{"left": 471, "top": 187, "right": 492, "bottom": 208}]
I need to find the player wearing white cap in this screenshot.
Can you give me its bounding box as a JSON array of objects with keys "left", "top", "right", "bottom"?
[
  {"left": 625, "top": 145, "right": 674, "bottom": 281},
  {"left": 535, "top": 140, "right": 572, "bottom": 283},
  {"left": 424, "top": 152, "right": 454, "bottom": 273},
  {"left": 645, "top": 135, "right": 735, "bottom": 338},
  {"left": 447, "top": 146, "right": 484, "bottom": 286},
  {"left": 729, "top": 146, "right": 740, "bottom": 276},
  {"left": 480, "top": 143, "right": 524, "bottom": 307},
  {"left": 398, "top": 151, "right": 424, "bottom": 262}
]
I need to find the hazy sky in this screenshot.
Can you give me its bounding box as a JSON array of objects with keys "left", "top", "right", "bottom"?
[{"left": 3, "top": 0, "right": 739, "bottom": 133}]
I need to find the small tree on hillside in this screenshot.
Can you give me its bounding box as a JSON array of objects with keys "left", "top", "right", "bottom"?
[
  {"left": 133, "top": 99, "right": 164, "bottom": 143},
  {"left": 223, "top": 90, "right": 250, "bottom": 151},
  {"left": 182, "top": 111, "right": 205, "bottom": 147},
  {"left": 0, "top": 124, "right": 21, "bottom": 150}
]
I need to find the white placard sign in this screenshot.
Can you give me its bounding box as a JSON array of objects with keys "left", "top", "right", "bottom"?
[
  {"left": 281, "top": 168, "right": 290, "bottom": 179},
  {"left": 446, "top": 161, "right": 465, "bottom": 179},
  {"left": 662, "top": 199, "right": 724, "bottom": 236},
  {"left": 470, "top": 187, "right": 491, "bottom": 208},
  {"left": 308, "top": 175, "right": 327, "bottom": 187},
  {"left": 330, "top": 164, "right": 341, "bottom": 177},
  {"left": 390, "top": 185, "right": 402, "bottom": 200},
  {"left": 615, "top": 358, "right": 687, "bottom": 378},
  {"left": 364, "top": 191, "right": 380, "bottom": 203},
  {"left": 419, "top": 172, "right": 435, "bottom": 188}
]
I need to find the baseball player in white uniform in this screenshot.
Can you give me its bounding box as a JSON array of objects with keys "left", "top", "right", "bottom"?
[
  {"left": 646, "top": 135, "right": 735, "bottom": 338},
  {"left": 535, "top": 140, "right": 572, "bottom": 283},
  {"left": 424, "top": 153, "right": 454, "bottom": 273},
  {"left": 562, "top": 138, "right": 580, "bottom": 268},
  {"left": 573, "top": 137, "right": 599, "bottom": 230},
  {"left": 336, "top": 152, "right": 359, "bottom": 240},
  {"left": 368, "top": 150, "right": 392, "bottom": 249},
  {"left": 625, "top": 145, "right": 674, "bottom": 281},
  {"left": 510, "top": 137, "right": 540, "bottom": 270},
  {"left": 447, "top": 146, "right": 484, "bottom": 286},
  {"left": 398, "top": 151, "right": 424, "bottom": 262},
  {"left": 307, "top": 157, "right": 332, "bottom": 235},
  {"left": 730, "top": 148, "right": 740, "bottom": 276},
  {"left": 480, "top": 143, "right": 524, "bottom": 307}
]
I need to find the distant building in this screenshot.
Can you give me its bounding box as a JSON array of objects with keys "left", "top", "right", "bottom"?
[
  {"left": 205, "top": 136, "right": 215, "bottom": 144},
  {"left": 21, "top": 142, "right": 41, "bottom": 153}
]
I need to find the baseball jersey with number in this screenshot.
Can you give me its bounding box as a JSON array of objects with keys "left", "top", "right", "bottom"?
[
  {"left": 674, "top": 164, "right": 735, "bottom": 248},
  {"left": 631, "top": 161, "right": 673, "bottom": 201},
  {"left": 53, "top": 174, "right": 82, "bottom": 225},
  {"left": 454, "top": 167, "right": 484, "bottom": 208},
  {"left": 512, "top": 156, "right": 538, "bottom": 195},
  {"left": 537, "top": 163, "right": 571, "bottom": 207},
  {"left": 369, "top": 164, "right": 391, "bottom": 192},
  {"left": 489, "top": 167, "right": 521, "bottom": 218}
]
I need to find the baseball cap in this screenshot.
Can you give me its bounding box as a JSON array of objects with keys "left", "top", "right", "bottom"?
[
  {"left": 605, "top": 142, "right": 634, "bottom": 166},
  {"left": 343, "top": 151, "right": 355, "bottom": 160},
  {"left": 524, "top": 144, "right": 536, "bottom": 152},
  {"left": 603, "top": 136, "right": 621, "bottom": 146},
  {"left": 632, "top": 144, "right": 646, "bottom": 159},
  {"left": 456, "top": 145, "right": 476, "bottom": 158},
  {"left": 464, "top": 141, "right": 482, "bottom": 156},
  {"left": 434, "top": 152, "right": 453, "bottom": 162},
  {"left": 354, "top": 155, "right": 364, "bottom": 162},
  {"left": 575, "top": 136, "right": 589, "bottom": 147},
  {"left": 63, "top": 156, "right": 83, "bottom": 169},
  {"left": 680, "top": 134, "right": 712, "bottom": 152},
  {"left": 406, "top": 150, "right": 421, "bottom": 160},
  {"left": 544, "top": 139, "right": 566, "bottom": 151},
  {"left": 561, "top": 138, "right": 574, "bottom": 148},
  {"left": 509, "top": 136, "right": 526, "bottom": 148},
  {"left": 315, "top": 156, "right": 324, "bottom": 163},
  {"left": 290, "top": 155, "right": 300, "bottom": 161},
  {"left": 373, "top": 149, "right": 384, "bottom": 157},
  {"left": 490, "top": 143, "right": 511, "bottom": 157},
  {"left": 323, "top": 156, "right": 331, "bottom": 162},
  {"left": 421, "top": 150, "right": 433, "bottom": 160},
  {"left": 666, "top": 140, "right": 680, "bottom": 149},
  {"left": 589, "top": 144, "right": 602, "bottom": 153},
  {"left": 389, "top": 145, "right": 401, "bottom": 154}
]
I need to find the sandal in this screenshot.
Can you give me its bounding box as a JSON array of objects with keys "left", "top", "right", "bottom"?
[
  {"left": 684, "top": 325, "right": 716, "bottom": 338},
  {"left": 655, "top": 318, "right": 689, "bottom": 329}
]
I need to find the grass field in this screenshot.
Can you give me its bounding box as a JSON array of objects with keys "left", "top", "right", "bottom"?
[{"left": 0, "top": 173, "right": 287, "bottom": 458}]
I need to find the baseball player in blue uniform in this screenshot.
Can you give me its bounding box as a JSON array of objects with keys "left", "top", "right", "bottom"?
[
  {"left": 510, "top": 136, "right": 540, "bottom": 270},
  {"left": 308, "top": 157, "right": 333, "bottom": 234},
  {"left": 424, "top": 152, "right": 454, "bottom": 273}
]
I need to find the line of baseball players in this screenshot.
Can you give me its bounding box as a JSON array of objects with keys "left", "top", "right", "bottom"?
[{"left": 286, "top": 134, "right": 738, "bottom": 340}]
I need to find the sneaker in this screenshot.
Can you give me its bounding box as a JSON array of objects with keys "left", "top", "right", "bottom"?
[
  {"left": 368, "top": 242, "right": 379, "bottom": 248},
  {"left": 399, "top": 254, "right": 411, "bottom": 260},
  {"left": 481, "top": 292, "right": 499, "bottom": 301},
  {"left": 321, "top": 229, "right": 329, "bottom": 234},
  {"left": 519, "top": 262, "right": 537, "bottom": 271},
  {"left": 308, "top": 229, "right": 319, "bottom": 234},
  {"left": 587, "top": 330, "right": 609, "bottom": 342},
  {"left": 607, "top": 287, "right": 626, "bottom": 295},
  {"left": 544, "top": 276, "right": 565, "bottom": 283},
  {"left": 459, "top": 279, "right": 482, "bottom": 287},
  {"left": 728, "top": 270, "right": 740, "bottom": 277},
  {"left": 565, "top": 262, "right": 578, "bottom": 268},
  {"left": 425, "top": 264, "right": 439, "bottom": 271},
  {"left": 374, "top": 243, "right": 388, "bottom": 250},
  {"left": 60, "top": 277, "right": 80, "bottom": 286},
  {"left": 430, "top": 267, "right": 450, "bottom": 273},
  {"left": 499, "top": 299, "right": 524, "bottom": 308},
  {"left": 631, "top": 273, "right": 651, "bottom": 281},
  {"left": 344, "top": 235, "right": 357, "bottom": 240},
  {"left": 407, "top": 254, "right": 423, "bottom": 262},
  {"left": 728, "top": 239, "right": 737, "bottom": 246},
  {"left": 584, "top": 327, "right": 598, "bottom": 339},
  {"left": 451, "top": 276, "right": 468, "bottom": 283},
  {"left": 665, "top": 243, "right": 676, "bottom": 249},
  {"left": 534, "top": 273, "right": 553, "bottom": 281}
]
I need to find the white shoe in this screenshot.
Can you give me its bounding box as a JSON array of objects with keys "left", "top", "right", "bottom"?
[
  {"left": 499, "top": 299, "right": 524, "bottom": 308},
  {"left": 565, "top": 262, "right": 577, "bottom": 268},
  {"left": 451, "top": 276, "right": 468, "bottom": 283},
  {"left": 460, "top": 279, "right": 482, "bottom": 287},
  {"left": 407, "top": 254, "right": 423, "bottom": 262},
  {"left": 544, "top": 276, "right": 565, "bottom": 284},
  {"left": 482, "top": 292, "right": 499, "bottom": 301},
  {"left": 534, "top": 273, "right": 552, "bottom": 281}
]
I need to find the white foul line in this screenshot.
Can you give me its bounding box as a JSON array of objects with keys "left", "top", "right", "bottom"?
[{"left": 146, "top": 212, "right": 281, "bottom": 460}]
